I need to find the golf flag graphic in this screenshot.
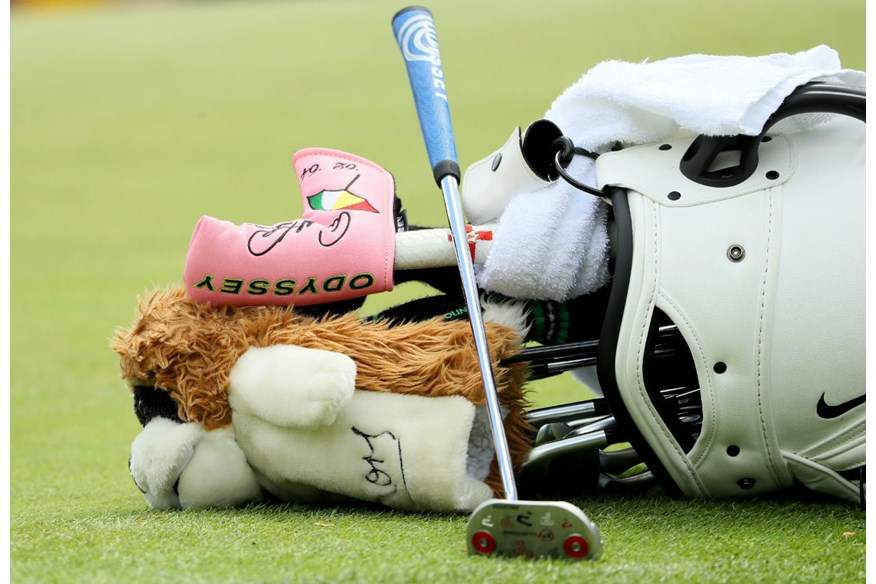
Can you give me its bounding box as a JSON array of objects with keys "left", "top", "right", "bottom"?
[{"left": 307, "top": 175, "right": 379, "bottom": 213}]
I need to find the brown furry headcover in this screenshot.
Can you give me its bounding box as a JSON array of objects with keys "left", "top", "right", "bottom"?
[{"left": 112, "top": 287, "right": 532, "bottom": 495}]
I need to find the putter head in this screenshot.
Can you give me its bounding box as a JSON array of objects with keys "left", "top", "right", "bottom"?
[{"left": 466, "top": 499, "right": 602, "bottom": 560}]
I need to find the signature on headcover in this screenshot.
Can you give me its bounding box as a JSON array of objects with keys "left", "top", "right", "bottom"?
[
  {"left": 351, "top": 426, "right": 408, "bottom": 492},
  {"left": 247, "top": 212, "right": 351, "bottom": 256}
]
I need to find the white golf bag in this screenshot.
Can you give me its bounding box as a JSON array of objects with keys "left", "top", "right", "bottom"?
[
  {"left": 594, "top": 84, "right": 865, "bottom": 503},
  {"left": 467, "top": 82, "right": 865, "bottom": 506}
]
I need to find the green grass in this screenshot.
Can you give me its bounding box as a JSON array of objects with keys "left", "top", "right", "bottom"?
[
  {"left": 10, "top": 499, "right": 866, "bottom": 583},
  {"left": 10, "top": 0, "right": 866, "bottom": 582}
]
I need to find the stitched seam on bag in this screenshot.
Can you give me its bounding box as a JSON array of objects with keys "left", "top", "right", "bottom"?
[
  {"left": 755, "top": 191, "right": 782, "bottom": 487},
  {"left": 798, "top": 422, "right": 866, "bottom": 460},
  {"left": 655, "top": 292, "right": 716, "bottom": 470},
  {"left": 636, "top": 202, "right": 705, "bottom": 494}
]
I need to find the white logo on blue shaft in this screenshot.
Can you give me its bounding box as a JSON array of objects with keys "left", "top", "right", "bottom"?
[{"left": 396, "top": 13, "right": 448, "bottom": 102}]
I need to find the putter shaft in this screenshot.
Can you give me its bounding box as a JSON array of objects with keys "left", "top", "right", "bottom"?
[{"left": 440, "top": 175, "right": 518, "bottom": 501}]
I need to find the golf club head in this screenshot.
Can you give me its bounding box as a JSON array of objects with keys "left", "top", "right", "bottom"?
[{"left": 467, "top": 499, "right": 602, "bottom": 561}]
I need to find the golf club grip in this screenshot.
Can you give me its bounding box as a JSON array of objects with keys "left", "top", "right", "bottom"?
[
  {"left": 392, "top": 6, "right": 460, "bottom": 185},
  {"left": 394, "top": 224, "right": 495, "bottom": 269}
]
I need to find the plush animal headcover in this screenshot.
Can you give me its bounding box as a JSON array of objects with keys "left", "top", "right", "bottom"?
[{"left": 112, "top": 287, "right": 532, "bottom": 498}]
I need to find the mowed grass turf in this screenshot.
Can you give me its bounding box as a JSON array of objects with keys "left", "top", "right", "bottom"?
[{"left": 10, "top": 0, "right": 866, "bottom": 582}]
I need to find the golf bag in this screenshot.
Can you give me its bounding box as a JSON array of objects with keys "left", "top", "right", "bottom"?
[{"left": 477, "top": 82, "right": 865, "bottom": 506}]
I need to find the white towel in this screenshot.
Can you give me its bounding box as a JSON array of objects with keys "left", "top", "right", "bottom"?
[
  {"left": 546, "top": 44, "right": 862, "bottom": 146},
  {"left": 478, "top": 159, "right": 610, "bottom": 301},
  {"left": 478, "top": 45, "right": 863, "bottom": 302}
]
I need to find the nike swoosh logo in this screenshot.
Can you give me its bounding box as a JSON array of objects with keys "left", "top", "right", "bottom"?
[{"left": 816, "top": 392, "right": 866, "bottom": 419}]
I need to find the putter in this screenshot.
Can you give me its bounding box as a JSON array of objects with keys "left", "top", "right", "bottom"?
[{"left": 392, "top": 6, "right": 601, "bottom": 560}]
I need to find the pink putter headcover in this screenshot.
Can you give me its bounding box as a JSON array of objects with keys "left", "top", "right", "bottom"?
[{"left": 184, "top": 148, "right": 396, "bottom": 306}]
